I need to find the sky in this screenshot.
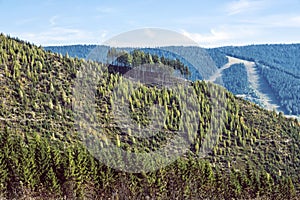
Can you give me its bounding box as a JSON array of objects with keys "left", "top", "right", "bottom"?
[{"left": 1, "top": 0, "right": 300, "bottom": 47}]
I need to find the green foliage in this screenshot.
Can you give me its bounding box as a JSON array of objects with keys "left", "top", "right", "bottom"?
[
  {"left": 0, "top": 33, "right": 299, "bottom": 199},
  {"left": 109, "top": 48, "right": 191, "bottom": 77}
]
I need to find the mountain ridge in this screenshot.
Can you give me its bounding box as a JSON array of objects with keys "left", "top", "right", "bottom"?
[{"left": 45, "top": 44, "right": 300, "bottom": 118}]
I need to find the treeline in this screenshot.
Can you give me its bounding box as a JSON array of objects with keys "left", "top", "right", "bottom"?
[
  {"left": 44, "top": 44, "right": 98, "bottom": 59},
  {"left": 45, "top": 45, "right": 227, "bottom": 81},
  {"left": 0, "top": 33, "right": 300, "bottom": 199},
  {"left": 108, "top": 48, "right": 191, "bottom": 77}
]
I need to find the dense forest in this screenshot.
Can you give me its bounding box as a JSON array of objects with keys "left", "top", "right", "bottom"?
[
  {"left": 45, "top": 44, "right": 300, "bottom": 116},
  {"left": 1, "top": 34, "right": 300, "bottom": 199},
  {"left": 220, "top": 63, "right": 251, "bottom": 95},
  {"left": 219, "top": 44, "right": 300, "bottom": 115},
  {"left": 45, "top": 45, "right": 222, "bottom": 80},
  {"left": 107, "top": 48, "right": 190, "bottom": 77}
]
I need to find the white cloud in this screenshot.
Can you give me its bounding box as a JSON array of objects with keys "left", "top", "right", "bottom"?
[
  {"left": 181, "top": 26, "right": 261, "bottom": 47},
  {"left": 182, "top": 29, "right": 230, "bottom": 45},
  {"left": 101, "top": 31, "right": 108, "bottom": 39},
  {"left": 226, "top": 0, "right": 266, "bottom": 16},
  {"left": 16, "top": 28, "right": 108, "bottom": 46},
  {"left": 227, "top": 0, "right": 250, "bottom": 15},
  {"left": 49, "top": 15, "right": 59, "bottom": 26}
]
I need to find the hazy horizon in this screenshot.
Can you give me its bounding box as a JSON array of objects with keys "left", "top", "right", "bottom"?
[{"left": 42, "top": 41, "right": 300, "bottom": 48}]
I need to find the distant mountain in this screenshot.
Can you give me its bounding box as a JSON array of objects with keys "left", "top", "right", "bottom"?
[
  {"left": 44, "top": 44, "right": 98, "bottom": 59},
  {"left": 1, "top": 33, "right": 300, "bottom": 199},
  {"left": 45, "top": 44, "right": 300, "bottom": 117},
  {"left": 218, "top": 44, "right": 300, "bottom": 116}
]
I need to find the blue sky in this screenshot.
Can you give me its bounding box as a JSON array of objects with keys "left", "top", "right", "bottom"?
[{"left": 1, "top": 0, "right": 300, "bottom": 47}]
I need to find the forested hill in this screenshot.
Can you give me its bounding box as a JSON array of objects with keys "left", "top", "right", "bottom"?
[
  {"left": 218, "top": 44, "right": 300, "bottom": 76},
  {"left": 218, "top": 44, "right": 300, "bottom": 116},
  {"left": 1, "top": 34, "right": 300, "bottom": 199},
  {"left": 45, "top": 44, "right": 300, "bottom": 117}
]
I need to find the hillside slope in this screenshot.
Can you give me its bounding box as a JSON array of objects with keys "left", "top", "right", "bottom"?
[
  {"left": 219, "top": 44, "right": 300, "bottom": 116},
  {"left": 45, "top": 44, "right": 300, "bottom": 118},
  {"left": 1, "top": 34, "right": 300, "bottom": 199}
]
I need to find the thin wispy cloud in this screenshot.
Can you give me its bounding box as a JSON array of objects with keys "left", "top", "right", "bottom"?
[
  {"left": 1, "top": 0, "right": 300, "bottom": 46},
  {"left": 17, "top": 28, "right": 108, "bottom": 46},
  {"left": 101, "top": 30, "right": 108, "bottom": 39},
  {"left": 226, "top": 0, "right": 266, "bottom": 16},
  {"left": 49, "top": 15, "right": 59, "bottom": 26}
]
